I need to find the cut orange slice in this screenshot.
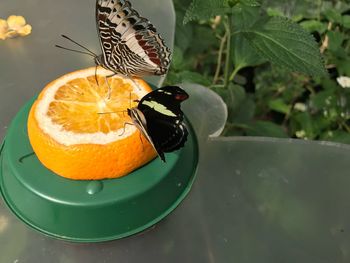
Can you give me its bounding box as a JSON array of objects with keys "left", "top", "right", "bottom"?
[{"left": 27, "top": 67, "right": 157, "bottom": 180}]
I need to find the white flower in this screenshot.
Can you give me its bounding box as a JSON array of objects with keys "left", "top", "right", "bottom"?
[
  {"left": 295, "top": 130, "right": 306, "bottom": 138},
  {"left": 337, "top": 76, "right": 350, "bottom": 88},
  {"left": 294, "top": 102, "right": 307, "bottom": 112}
]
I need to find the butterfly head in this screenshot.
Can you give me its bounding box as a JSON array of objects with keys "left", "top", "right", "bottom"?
[
  {"left": 94, "top": 55, "right": 104, "bottom": 66},
  {"left": 159, "top": 86, "right": 189, "bottom": 102}
]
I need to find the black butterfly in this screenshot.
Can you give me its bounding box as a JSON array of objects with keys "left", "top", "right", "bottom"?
[
  {"left": 57, "top": 0, "right": 171, "bottom": 78},
  {"left": 127, "top": 86, "right": 189, "bottom": 162}
]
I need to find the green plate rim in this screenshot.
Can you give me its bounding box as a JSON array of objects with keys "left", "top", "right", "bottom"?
[{"left": 0, "top": 107, "right": 199, "bottom": 243}]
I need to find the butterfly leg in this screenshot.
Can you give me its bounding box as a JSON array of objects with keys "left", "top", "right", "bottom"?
[
  {"left": 18, "top": 152, "right": 35, "bottom": 163},
  {"left": 106, "top": 73, "right": 117, "bottom": 78},
  {"left": 104, "top": 76, "right": 112, "bottom": 100},
  {"left": 94, "top": 65, "right": 99, "bottom": 87},
  {"left": 139, "top": 131, "right": 145, "bottom": 152},
  {"left": 103, "top": 72, "right": 120, "bottom": 100},
  {"left": 105, "top": 72, "right": 141, "bottom": 92},
  {"left": 126, "top": 74, "right": 142, "bottom": 91},
  {"left": 119, "top": 122, "right": 134, "bottom": 136}
]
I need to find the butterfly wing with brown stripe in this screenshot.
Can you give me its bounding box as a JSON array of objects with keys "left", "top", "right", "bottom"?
[{"left": 95, "top": 0, "right": 171, "bottom": 77}]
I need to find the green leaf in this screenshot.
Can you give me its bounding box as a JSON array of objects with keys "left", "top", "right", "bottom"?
[
  {"left": 190, "top": 26, "right": 219, "bottom": 53},
  {"left": 225, "top": 0, "right": 260, "bottom": 8},
  {"left": 164, "top": 72, "right": 179, "bottom": 86},
  {"left": 291, "top": 112, "right": 317, "bottom": 139},
  {"left": 291, "top": 14, "right": 304, "bottom": 22},
  {"left": 174, "top": 9, "right": 194, "bottom": 51},
  {"left": 266, "top": 7, "right": 284, "bottom": 17},
  {"left": 239, "top": 0, "right": 261, "bottom": 7},
  {"left": 309, "top": 115, "right": 332, "bottom": 132},
  {"left": 246, "top": 121, "right": 288, "bottom": 138},
  {"left": 232, "top": 73, "right": 247, "bottom": 85},
  {"left": 232, "top": 34, "right": 266, "bottom": 70},
  {"left": 171, "top": 46, "right": 185, "bottom": 71},
  {"left": 321, "top": 78, "right": 339, "bottom": 90},
  {"left": 230, "top": 3, "right": 266, "bottom": 71},
  {"left": 183, "top": 0, "right": 231, "bottom": 24},
  {"left": 214, "top": 84, "right": 256, "bottom": 123},
  {"left": 323, "top": 9, "right": 343, "bottom": 24},
  {"left": 342, "top": 15, "right": 350, "bottom": 29},
  {"left": 175, "top": 71, "right": 211, "bottom": 86},
  {"left": 310, "top": 89, "right": 336, "bottom": 110},
  {"left": 231, "top": 4, "right": 261, "bottom": 30},
  {"left": 212, "top": 84, "right": 245, "bottom": 112},
  {"left": 336, "top": 58, "right": 350, "bottom": 76},
  {"left": 300, "top": 20, "right": 327, "bottom": 34},
  {"left": 241, "top": 16, "right": 327, "bottom": 77},
  {"left": 327, "top": 31, "right": 345, "bottom": 52},
  {"left": 321, "top": 131, "right": 350, "bottom": 144},
  {"left": 233, "top": 96, "right": 256, "bottom": 123},
  {"left": 268, "top": 98, "right": 290, "bottom": 114},
  {"left": 225, "top": 0, "right": 239, "bottom": 7}
]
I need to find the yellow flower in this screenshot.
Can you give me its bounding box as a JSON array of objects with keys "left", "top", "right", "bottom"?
[
  {"left": 0, "top": 19, "right": 8, "bottom": 40},
  {"left": 0, "top": 15, "right": 32, "bottom": 40}
]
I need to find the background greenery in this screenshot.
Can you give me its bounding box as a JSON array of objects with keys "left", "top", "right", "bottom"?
[{"left": 165, "top": 0, "right": 350, "bottom": 143}]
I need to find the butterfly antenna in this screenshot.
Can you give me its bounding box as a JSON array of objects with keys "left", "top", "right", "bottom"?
[
  {"left": 60, "top": 34, "right": 97, "bottom": 57},
  {"left": 55, "top": 45, "right": 96, "bottom": 58},
  {"left": 97, "top": 110, "right": 127, "bottom": 115}
]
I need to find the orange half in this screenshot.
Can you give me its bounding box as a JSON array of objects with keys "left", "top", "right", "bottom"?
[{"left": 27, "top": 67, "right": 157, "bottom": 180}]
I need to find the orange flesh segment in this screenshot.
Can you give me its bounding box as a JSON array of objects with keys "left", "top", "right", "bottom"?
[{"left": 47, "top": 75, "right": 139, "bottom": 134}]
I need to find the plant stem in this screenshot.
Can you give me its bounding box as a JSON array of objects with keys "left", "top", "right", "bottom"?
[
  {"left": 223, "top": 16, "right": 232, "bottom": 88},
  {"left": 229, "top": 66, "right": 241, "bottom": 82},
  {"left": 210, "top": 84, "right": 225, "bottom": 88},
  {"left": 304, "top": 84, "right": 316, "bottom": 95},
  {"left": 225, "top": 122, "right": 251, "bottom": 130},
  {"left": 341, "top": 122, "right": 350, "bottom": 133},
  {"left": 213, "top": 32, "right": 228, "bottom": 85},
  {"left": 317, "top": 0, "right": 322, "bottom": 21}
]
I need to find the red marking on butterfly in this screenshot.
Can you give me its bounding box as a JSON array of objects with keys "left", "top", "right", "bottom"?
[
  {"left": 175, "top": 94, "right": 189, "bottom": 101},
  {"left": 150, "top": 57, "right": 161, "bottom": 65},
  {"left": 138, "top": 39, "right": 147, "bottom": 46}
]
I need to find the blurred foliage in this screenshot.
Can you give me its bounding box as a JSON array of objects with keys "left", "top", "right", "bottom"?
[{"left": 166, "top": 0, "right": 350, "bottom": 143}]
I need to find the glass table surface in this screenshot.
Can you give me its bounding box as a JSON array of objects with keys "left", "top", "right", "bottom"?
[{"left": 1, "top": 1, "right": 350, "bottom": 262}]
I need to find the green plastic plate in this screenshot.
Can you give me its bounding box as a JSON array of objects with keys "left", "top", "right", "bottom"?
[{"left": 0, "top": 97, "right": 198, "bottom": 242}]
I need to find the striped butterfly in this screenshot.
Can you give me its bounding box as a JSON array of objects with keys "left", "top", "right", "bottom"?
[
  {"left": 128, "top": 86, "right": 189, "bottom": 162},
  {"left": 57, "top": 0, "right": 171, "bottom": 78}
]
